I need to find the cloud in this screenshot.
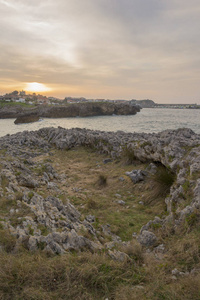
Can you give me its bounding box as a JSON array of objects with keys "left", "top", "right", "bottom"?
[{"left": 0, "top": 0, "right": 200, "bottom": 102}]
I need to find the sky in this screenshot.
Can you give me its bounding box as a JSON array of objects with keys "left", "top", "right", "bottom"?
[{"left": 0, "top": 0, "right": 200, "bottom": 103}]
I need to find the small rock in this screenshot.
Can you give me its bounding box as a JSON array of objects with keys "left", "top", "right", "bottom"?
[
  {"left": 115, "top": 193, "right": 122, "bottom": 198},
  {"left": 125, "top": 169, "right": 147, "bottom": 183},
  {"left": 108, "top": 249, "right": 130, "bottom": 262},
  {"left": 154, "top": 244, "right": 165, "bottom": 253},
  {"left": 119, "top": 177, "right": 125, "bottom": 182},
  {"left": 47, "top": 182, "right": 58, "bottom": 189},
  {"left": 10, "top": 208, "right": 15, "bottom": 215},
  {"left": 146, "top": 163, "right": 157, "bottom": 175},
  {"left": 105, "top": 242, "right": 115, "bottom": 249},
  {"left": 172, "top": 268, "right": 179, "bottom": 276},
  {"left": 137, "top": 230, "right": 157, "bottom": 247},
  {"left": 85, "top": 215, "right": 95, "bottom": 223},
  {"left": 103, "top": 158, "right": 112, "bottom": 164},
  {"left": 117, "top": 200, "right": 125, "bottom": 205}
]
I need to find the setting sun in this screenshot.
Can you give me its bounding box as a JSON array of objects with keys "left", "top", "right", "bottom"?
[{"left": 25, "top": 82, "right": 51, "bottom": 93}]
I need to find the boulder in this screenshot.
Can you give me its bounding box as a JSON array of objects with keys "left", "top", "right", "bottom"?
[{"left": 14, "top": 114, "right": 40, "bottom": 124}]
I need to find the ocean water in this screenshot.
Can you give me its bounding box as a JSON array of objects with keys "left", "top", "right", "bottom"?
[{"left": 0, "top": 108, "right": 199, "bottom": 138}]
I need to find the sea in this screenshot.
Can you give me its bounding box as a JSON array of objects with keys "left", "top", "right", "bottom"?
[{"left": 0, "top": 108, "right": 199, "bottom": 138}]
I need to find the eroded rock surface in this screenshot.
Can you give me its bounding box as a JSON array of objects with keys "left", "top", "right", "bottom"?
[{"left": 0, "top": 127, "right": 200, "bottom": 254}]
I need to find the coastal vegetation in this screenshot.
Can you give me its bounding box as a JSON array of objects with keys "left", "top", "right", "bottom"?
[{"left": 0, "top": 127, "right": 200, "bottom": 299}]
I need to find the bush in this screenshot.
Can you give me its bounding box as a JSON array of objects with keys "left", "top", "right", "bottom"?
[
  {"left": 97, "top": 174, "right": 107, "bottom": 187},
  {"left": 86, "top": 199, "right": 98, "bottom": 209},
  {"left": 120, "top": 241, "right": 144, "bottom": 265},
  {"left": 0, "top": 229, "right": 16, "bottom": 252},
  {"left": 144, "top": 165, "right": 175, "bottom": 205},
  {"left": 122, "top": 146, "right": 137, "bottom": 164}
]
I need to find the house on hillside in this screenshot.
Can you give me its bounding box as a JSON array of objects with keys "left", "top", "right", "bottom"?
[{"left": 15, "top": 98, "right": 26, "bottom": 103}]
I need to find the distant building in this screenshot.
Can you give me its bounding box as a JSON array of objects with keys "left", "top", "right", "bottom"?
[{"left": 15, "top": 98, "right": 25, "bottom": 103}]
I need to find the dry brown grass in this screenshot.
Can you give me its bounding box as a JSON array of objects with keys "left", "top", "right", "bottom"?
[
  {"left": 120, "top": 240, "right": 144, "bottom": 265},
  {"left": 49, "top": 147, "right": 166, "bottom": 241},
  {"left": 97, "top": 174, "right": 107, "bottom": 187},
  {"left": 0, "top": 250, "right": 144, "bottom": 300},
  {"left": 1, "top": 146, "right": 200, "bottom": 299}
]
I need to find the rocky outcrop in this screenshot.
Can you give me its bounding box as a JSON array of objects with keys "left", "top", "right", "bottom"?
[
  {"left": 0, "top": 105, "right": 37, "bottom": 118},
  {"left": 133, "top": 99, "right": 155, "bottom": 108},
  {"left": 14, "top": 114, "right": 40, "bottom": 124},
  {"left": 39, "top": 102, "right": 140, "bottom": 117},
  {"left": 0, "top": 102, "right": 140, "bottom": 120},
  {"left": 0, "top": 127, "right": 200, "bottom": 254}
]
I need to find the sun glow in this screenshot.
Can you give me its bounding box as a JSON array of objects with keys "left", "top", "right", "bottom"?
[{"left": 25, "top": 82, "right": 51, "bottom": 93}]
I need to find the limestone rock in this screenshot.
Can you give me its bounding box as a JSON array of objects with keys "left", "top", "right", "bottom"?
[
  {"left": 18, "top": 174, "right": 39, "bottom": 188},
  {"left": 125, "top": 169, "right": 147, "bottom": 183},
  {"left": 137, "top": 230, "right": 157, "bottom": 247}
]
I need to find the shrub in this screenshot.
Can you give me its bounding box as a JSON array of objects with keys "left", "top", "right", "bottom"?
[
  {"left": 28, "top": 191, "right": 34, "bottom": 199},
  {"left": 122, "top": 146, "right": 137, "bottom": 164},
  {"left": 151, "top": 165, "right": 175, "bottom": 197},
  {"left": 121, "top": 241, "right": 144, "bottom": 265},
  {"left": 86, "top": 199, "right": 98, "bottom": 209},
  {"left": 0, "top": 229, "right": 16, "bottom": 252},
  {"left": 1, "top": 175, "right": 9, "bottom": 189},
  {"left": 15, "top": 192, "right": 23, "bottom": 200},
  {"left": 185, "top": 211, "right": 200, "bottom": 229},
  {"left": 97, "top": 174, "right": 107, "bottom": 187},
  {"left": 38, "top": 225, "right": 49, "bottom": 236},
  {"left": 144, "top": 164, "right": 175, "bottom": 205}
]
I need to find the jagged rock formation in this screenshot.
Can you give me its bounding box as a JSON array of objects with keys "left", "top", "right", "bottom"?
[{"left": 0, "top": 127, "right": 200, "bottom": 255}]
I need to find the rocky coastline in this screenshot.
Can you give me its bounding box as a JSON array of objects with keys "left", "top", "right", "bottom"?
[
  {"left": 1, "top": 126, "right": 200, "bottom": 298},
  {"left": 0, "top": 102, "right": 140, "bottom": 123},
  {"left": 0, "top": 127, "right": 200, "bottom": 252}
]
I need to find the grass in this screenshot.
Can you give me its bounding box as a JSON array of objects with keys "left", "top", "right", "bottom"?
[
  {"left": 32, "top": 164, "right": 48, "bottom": 176},
  {"left": 0, "top": 101, "right": 33, "bottom": 108},
  {"left": 1, "top": 240, "right": 200, "bottom": 299},
  {"left": 0, "top": 250, "right": 145, "bottom": 300},
  {"left": 97, "top": 174, "right": 107, "bottom": 187},
  {"left": 144, "top": 164, "right": 176, "bottom": 205},
  {"left": 1, "top": 175, "right": 9, "bottom": 191},
  {"left": 0, "top": 229, "right": 17, "bottom": 253},
  {"left": 121, "top": 145, "right": 137, "bottom": 164},
  {"left": 0, "top": 198, "right": 17, "bottom": 215},
  {"left": 49, "top": 147, "right": 167, "bottom": 241},
  {"left": 152, "top": 165, "right": 175, "bottom": 194},
  {"left": 38, "top": 224, "right": 49, "bottom": 236},
  {"left": 1, "top": 146, "right": 200, "bottom": 299}
]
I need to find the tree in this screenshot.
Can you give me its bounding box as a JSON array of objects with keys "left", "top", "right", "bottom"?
[{"left": 11, "top": 90, "right": 18, "bottom": 95}]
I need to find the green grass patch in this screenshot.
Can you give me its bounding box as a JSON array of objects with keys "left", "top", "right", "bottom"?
[{"left": 38, "top": 225, "right": 49, "bottom": 236}]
